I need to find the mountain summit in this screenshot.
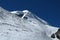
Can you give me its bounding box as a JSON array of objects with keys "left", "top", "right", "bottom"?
[{"left": 0, "top": 7, "right": 60, "bottom": 40}]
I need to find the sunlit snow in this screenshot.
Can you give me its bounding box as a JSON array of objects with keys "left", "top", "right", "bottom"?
[{"left": 0, "top": 7, "right": 60, "bottom": 40}]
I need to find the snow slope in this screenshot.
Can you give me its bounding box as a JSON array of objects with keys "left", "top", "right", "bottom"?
[{"left": 0, "top": 7, "right": 59, "bottom": 40}]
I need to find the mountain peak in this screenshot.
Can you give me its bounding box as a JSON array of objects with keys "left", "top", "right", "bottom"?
[
  {"left": 0, "top": 7, "right": 59, "bottom": 40},
  {"left": 22, "top": 10, "right": 29, "bottom": 13}
]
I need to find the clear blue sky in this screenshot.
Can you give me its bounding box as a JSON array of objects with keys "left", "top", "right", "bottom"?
[{"left": 0, "top": 0, "right": 60, "bottom": 27}]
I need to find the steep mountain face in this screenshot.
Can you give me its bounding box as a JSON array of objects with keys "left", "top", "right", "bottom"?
[{"left": 0, "top": 7, "right": 60, "bottom": 40}]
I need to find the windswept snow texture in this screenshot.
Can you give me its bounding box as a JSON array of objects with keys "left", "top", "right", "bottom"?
[{"left": 0, "top": 7, "right": 60, "bottom": 40}]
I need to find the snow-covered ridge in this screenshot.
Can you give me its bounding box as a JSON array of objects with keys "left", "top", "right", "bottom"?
[
  {"left": 11, "top": 10, "right": 48, "bottom": 25},
  {"left": 0, "top": 7, "right": 60, "bottom": 40}
]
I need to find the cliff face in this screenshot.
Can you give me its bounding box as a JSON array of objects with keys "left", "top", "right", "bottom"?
[{"left": 0, "top": 7, "right": 59, "bottom": 40}]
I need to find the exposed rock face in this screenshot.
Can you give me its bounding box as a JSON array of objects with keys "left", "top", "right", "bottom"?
[
  {"left": 0, "top": 7, "right": 60, "bottom": 40},
  {"left": 55, "top": 29, "right": 60, "bottom": 39},
  {"left": 51, "top": 34, "right": 55, "bottom": 38},
  {"left": 51, "top": 29, "right": 60, "bottom": 40}
]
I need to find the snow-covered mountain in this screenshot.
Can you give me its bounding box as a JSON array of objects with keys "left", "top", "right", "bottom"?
[{"left": 0, "top": 7, "right": 60, "bottom": 40}]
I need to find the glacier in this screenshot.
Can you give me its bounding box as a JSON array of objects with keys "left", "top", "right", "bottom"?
[{"left": 0, "top": 7, "right": 60, "bottom": 40}]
